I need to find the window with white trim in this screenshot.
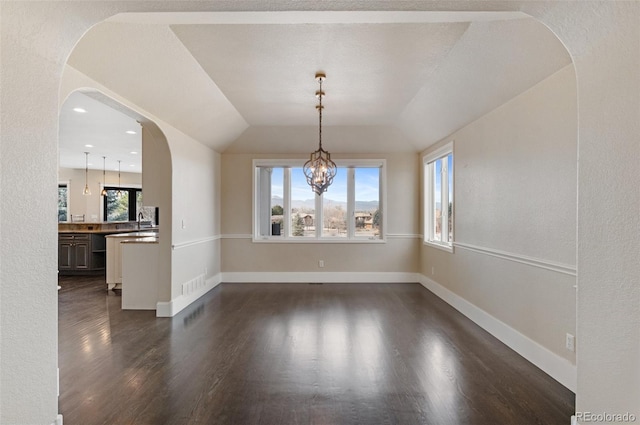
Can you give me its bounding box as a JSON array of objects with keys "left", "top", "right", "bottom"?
[
  {"left": 424, "top": 142, "right": 454, "bottom": 251},
  {"left": 254, "top": 159, "right": 385, "bottom": 242}
]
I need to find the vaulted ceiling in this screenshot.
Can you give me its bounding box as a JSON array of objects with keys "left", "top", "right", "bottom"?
[{"left": 61, "top": 11, "right": 571, "bottom": 168}]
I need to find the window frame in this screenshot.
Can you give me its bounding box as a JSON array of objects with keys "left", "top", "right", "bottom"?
[
  {"left": 103, "top": 186, "right": 142, "bottom": 222},
  {"left": 252, "top": 159, "right": 386, "bottom": 243},
  {"left": 423, "top": 141, "right": 454, "bottom": 253}
]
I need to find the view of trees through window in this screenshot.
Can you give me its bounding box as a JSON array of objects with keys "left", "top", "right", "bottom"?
[
  {"left": 58, "top": 184, "right": 68, "bottom": 222},
  {"left": 290, "top": 167, "right": 316, "bottom": 238},
  {"left": 104, "top": 187, "right": 142, "bottom": 222},
  {"left": 259, "top": 163, "right": 382, "bottom": 240},
  {"left": 432, "top": 154, "right": 453, "bottom": 242}
]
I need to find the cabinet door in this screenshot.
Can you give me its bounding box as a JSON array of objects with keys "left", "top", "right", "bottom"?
[
  {"left": 74, "top": 242, "right": 90, "bottom": 270},
  {"left": 58, "top": 242, "right": 73, "bottom": 270}
]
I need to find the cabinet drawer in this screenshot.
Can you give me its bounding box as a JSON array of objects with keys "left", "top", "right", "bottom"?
[{"left": 59, "top": 233, "right": 90, "bottom": 241}]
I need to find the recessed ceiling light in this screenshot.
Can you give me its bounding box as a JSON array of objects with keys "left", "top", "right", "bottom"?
[
  {"left": 73, "top": 107, "right": 87, "bottom": 113},
  {"left": 130, "top": 151, "right": 138, "bottom": 154},
  {"left": 85, "top": 144, "right": 93, "bottom": 148},
  {"left": 126, "top": 130, "right": 136, "bottom": 135}
]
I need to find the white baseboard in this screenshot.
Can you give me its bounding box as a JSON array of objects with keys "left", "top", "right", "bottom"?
[
  {"left": 221, "top": 271, "right": 418, "bottom": 283},
  {"left": 417, "top": 273, "right": 577, "bottom": 392},
  {"left": 50, "top": 414, "right": 63, "bottom": 425},
  {"left": 156, "top": 273, "right": 222, "bottom": 317}
]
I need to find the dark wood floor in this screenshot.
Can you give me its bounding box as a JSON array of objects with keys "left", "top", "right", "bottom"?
[{"left": 58, "top": 276, "right": 574, "bottom": 425}]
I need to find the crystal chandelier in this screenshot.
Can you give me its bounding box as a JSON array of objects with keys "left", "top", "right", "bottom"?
[{"left": 303, "top": 72, "right": 337, "bottom": 195}]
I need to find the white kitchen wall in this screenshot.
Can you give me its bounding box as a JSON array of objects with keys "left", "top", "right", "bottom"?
[{"left": 58, "top": 167, "right": 141, "bottom": 221}]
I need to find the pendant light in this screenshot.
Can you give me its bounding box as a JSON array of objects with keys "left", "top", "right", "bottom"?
[
  {"left": 82, "top": 152, "right": 91, "bottom": 195},
  {"left": 303, "top": 72, "right": 337, "bottom": 194},
  {"left": 100, "top": 156, "right": 107, "bottom": 196},
  {"left": 116, "top": 160, "right": 122, "bottom": 199}
]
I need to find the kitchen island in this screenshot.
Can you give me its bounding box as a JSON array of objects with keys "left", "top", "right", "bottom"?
[
  {"left": 120, "top": 237, "right": 160, "bottom": 310},
  {"left": 105, "top": 231, "right": 158, "bottom": 290}
]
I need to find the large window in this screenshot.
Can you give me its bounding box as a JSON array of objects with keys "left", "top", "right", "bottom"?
[
  {"left": 103, "top": 187, "right": 142, "bottom": 222},
  {"left": 424, "top": 142, "right": 454, "bottom": 252},
  {"left": 254, "top": 159, "right": 385, "bottom": 242}
]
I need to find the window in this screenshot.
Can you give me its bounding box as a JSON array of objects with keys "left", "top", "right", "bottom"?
[
  {"left": 103, "top": 187, "right": 142, "bottom": 222},
  {"left": 254, "top": 159, "right": 385, "bottom": 242},
  {"left": 424, "top": 142, "right": 454, "bottom": 252},
  {"left": 58, "top": 184, "right": 68, "bottom": 222}
]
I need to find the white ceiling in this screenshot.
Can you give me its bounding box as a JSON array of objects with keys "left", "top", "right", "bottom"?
[
  {"left": 59, "top": 91, "right": 142, "bottom": 171},
  {"left": 60, "top": 11, "right": 571, "bottom": 166}
]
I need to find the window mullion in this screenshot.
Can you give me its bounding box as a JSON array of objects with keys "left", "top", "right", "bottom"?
[
  {"left": 431, "top": 163, "right": 437, "bottom": 241},
  {"left": 315, "top": 192, "right": 322, "bottom": 238},
  {"left": 258, "top": 168, "right": 271, "bottom": 238},
  {"left": 284, "top": 167, "right": 291, "bottom": 238},
  {"left": 441, "top": 160, "right": 449, "bottom": 243},
  {"left": 347, "top": 168, "right": 355, "bottom": 238}
]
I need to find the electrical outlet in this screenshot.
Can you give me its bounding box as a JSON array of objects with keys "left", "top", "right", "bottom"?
[
  {"left": 318, "top": 260, "right": 324, "bottom": 268},
  {"left": 181, "top": 219, "right": 186, "bottom": 229},
  {"left": 566, "top": 333, "right": 575, "bottom": 352},
  {"left": 431, "top": 266, "right": 435, "bottom": 276}
]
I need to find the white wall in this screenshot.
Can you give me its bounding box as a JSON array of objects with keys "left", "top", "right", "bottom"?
[
  {"left": 420, "top": 65, "right": 578, "bottom": 389},
  {"left": 141, "top": 123, "right": 173, "bottom": 303},
  {"left": 0, "top": 3, "right": 638, "bottom": 424},
  {"left": 169, "top": 127, "right": 222, "bottom": 301},
  {"left": 221, "top": 152, "right": 420, "bottom": 278},
  {"left": 58, "top": 167, "right": 141, "bottom": 221}
]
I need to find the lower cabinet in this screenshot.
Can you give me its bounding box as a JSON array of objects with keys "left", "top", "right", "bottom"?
[{"left": 58, "top": 233, "right": 105, "bottom": 274}]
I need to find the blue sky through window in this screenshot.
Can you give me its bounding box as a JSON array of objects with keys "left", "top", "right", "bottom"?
[
  {"left": 434, "top": 154, "right": 453, "bottom": 205},
  {"left": 270, "top": 167, "right": 381, "bottom": 203}
]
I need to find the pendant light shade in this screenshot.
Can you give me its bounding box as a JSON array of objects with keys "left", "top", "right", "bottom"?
[
  {"left": 100, "top": 156, "right": 107, "bottom": 196},
  {"left": 303, "top": 72, "right": 337, "bottom": 195},
  {"left": 82, "top": 152, "right": 91, "bottom": 196}
]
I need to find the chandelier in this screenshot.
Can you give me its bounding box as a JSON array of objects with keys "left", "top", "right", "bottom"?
[{"left": 303, "top": 72, "right": 337, "bottom": 195}]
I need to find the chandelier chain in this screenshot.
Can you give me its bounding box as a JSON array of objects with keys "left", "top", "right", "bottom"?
[{"left": 318, "top": 78, "right": 323, "bottom": 150}]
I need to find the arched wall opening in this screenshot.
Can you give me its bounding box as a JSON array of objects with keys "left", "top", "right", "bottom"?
[{"left": 58, "top": 77, "right": 174, "bottom": 299}]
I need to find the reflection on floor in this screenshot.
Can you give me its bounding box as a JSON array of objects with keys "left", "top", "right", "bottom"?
[{"left": 58, "top": 275, "right": 574, "bottom": 424}]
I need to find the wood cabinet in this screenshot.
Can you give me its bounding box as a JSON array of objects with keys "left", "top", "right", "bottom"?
[{"left": 58, "top": 233, "right": 105, "bottom": 274}]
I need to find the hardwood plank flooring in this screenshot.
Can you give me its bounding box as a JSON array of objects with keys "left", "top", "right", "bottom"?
[{"left": 58, "top": 276, "right": 574, "bottom": 424}]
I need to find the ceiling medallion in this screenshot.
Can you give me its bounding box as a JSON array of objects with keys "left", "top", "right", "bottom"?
[{"left": 303, "top": 72, "right": 337, "bottom": 195}]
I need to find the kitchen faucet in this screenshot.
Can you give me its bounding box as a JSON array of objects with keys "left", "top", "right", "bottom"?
[{"left": 137, "top": 211, "right": 144, "bottom": 229}]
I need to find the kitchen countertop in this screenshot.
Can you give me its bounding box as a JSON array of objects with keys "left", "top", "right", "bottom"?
[
  {"left": 121, "top": 237, "right": 158, "bottom": 244},
  {"left": 59, "top": 221, "right": 158, "bottom": 234},
  {"left": 105, "top": 231, "right": 159, "bottom": 238}
]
